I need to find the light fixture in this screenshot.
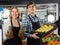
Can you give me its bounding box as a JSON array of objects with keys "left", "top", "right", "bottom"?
[{"left": 47, "top": 14, "right": 55, "bottom": 23}]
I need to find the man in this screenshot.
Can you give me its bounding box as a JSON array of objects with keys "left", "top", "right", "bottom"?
[
  {"left": 54, "top": 16, "right": 60, "bottom": 35},
  {"left": 22, "top": 2, "right": 43, "bottom": 45}
]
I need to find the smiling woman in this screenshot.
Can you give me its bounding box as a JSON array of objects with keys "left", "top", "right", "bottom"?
[{"left": 2, "top": 7, "right": 22, "bottom": 45}]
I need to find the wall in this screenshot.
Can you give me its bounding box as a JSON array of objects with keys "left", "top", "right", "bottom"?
[{"left": 0, "top": 0, "right": 60, "bottom": 13}]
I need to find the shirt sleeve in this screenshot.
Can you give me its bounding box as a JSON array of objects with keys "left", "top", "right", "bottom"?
[
  {"left": 2, "top": 20, "right": 11, "bottom": 41},
  {"left": 22, "top": 19, "right": 32, "bottom": 38}
]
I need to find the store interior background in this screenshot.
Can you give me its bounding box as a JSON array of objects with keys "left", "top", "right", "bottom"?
[
  {"left": 0, "top": 0, "right": 59, "bottom": 32},
  {"left": 0, "top": 0, "right": 60, "bottom": 45}
]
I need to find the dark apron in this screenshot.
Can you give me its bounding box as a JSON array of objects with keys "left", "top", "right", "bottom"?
[{"left": 27, "top": 15, "right": 43, "bottom": 45}]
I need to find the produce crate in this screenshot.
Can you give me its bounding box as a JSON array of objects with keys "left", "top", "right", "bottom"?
[{"left": 36, "top": 24, "right": 57, "bottom": 38}]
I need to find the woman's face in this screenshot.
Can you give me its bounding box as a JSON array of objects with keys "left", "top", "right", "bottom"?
[{"left": 11, "top": 8, "right": 19, "bottom": 19}]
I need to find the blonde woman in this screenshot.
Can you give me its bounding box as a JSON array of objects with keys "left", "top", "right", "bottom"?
[{"left": 3, "top": 7, "right": 22, "bottom": 45}]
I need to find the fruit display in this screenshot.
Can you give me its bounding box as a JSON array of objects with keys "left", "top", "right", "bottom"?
[
  {"left": 35, "top": 24, "right": 54, "bottom": 33},
  {"left": 55, "top": 37, "right": 60, "bottom": 41},
  {"left": 43, "top": 36, "right": 60, "bottom": 45},
  {"left": 47, "top": 40, "right": 60, "bottom": 45},
  {"left": 42, "top": 34, "right": 59, "bottom": 43}
]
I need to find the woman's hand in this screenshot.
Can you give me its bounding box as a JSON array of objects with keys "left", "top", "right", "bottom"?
[
  {"left": 6, "top": 30, "right": 14, "bottom": 39},
  {"left": 18, "top": 29, "right": 26, "bottom": 39},
  {"left": 31, "top": 33, "right": 39, "bottom": 39}
]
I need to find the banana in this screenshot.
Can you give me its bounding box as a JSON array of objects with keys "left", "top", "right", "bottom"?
[{"left": 35, "top": 24, "right": 54, "bottom": 33}]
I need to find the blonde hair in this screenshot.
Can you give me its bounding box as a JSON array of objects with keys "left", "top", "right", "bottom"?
[
  {"left": 10, "top": 6, "right": 20, "bottom": 19},
  {"left": 10, "top": 6, "right": 20, "bottom": 27}
]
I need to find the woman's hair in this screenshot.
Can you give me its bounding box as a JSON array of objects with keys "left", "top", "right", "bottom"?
[
  {"left": 10, "top": 6, "right": 20, "bottom": 20},
  {"left": 10, "top": 7, "right": 20, "bottom": 27}
]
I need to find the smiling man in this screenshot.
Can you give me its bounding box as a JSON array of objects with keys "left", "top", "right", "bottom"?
[{"left": 22, "top": 2, "right": 43, "bottom": 45}]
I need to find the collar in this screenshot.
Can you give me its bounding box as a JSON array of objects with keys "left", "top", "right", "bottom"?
[{"left": 28, "top": 14, "right": 37, "bottom": 18}]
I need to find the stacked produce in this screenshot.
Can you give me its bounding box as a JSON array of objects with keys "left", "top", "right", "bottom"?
[
  {"left": 46, "top": 37, "right": 60, "bottom": 45},
  {"left": 47, "top": 40, "right": 60, "bottom": 45},
  {"left": 35, "top": 24, "right": 54, "bottom": 33},
  {"left": 56, "top": 37, "right": 60, "bottom": 41},
  {"left": 42, "top": 33, "right": 60, "bottom": 45},
  {"left": 42, "top": 34, "right": 59, "bottom": 43}
]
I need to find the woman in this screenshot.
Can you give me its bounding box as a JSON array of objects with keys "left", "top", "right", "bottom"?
[{"left": 3, "top": 7, "right": 22, "bottom": 45}]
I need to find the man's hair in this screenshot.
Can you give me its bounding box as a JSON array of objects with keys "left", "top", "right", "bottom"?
[{"left": 26, "top": 2, "right": 36, "bottom": 9}]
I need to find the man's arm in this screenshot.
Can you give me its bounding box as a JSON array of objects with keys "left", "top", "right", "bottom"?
[{"left": 22, "top": 19, "right": 32, "bottom": 38}]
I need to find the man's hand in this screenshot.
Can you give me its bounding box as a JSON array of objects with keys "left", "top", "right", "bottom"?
[{"left": 31, "top": 33, "right": 39, "bottom": 39}]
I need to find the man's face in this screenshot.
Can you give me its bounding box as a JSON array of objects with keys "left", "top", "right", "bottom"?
[{"left": 28, "top": 4, "right": 36, "bottom": 14}]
